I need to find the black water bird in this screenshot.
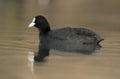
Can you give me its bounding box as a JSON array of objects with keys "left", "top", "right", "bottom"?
[{"left": 28, "top": 15, "right": 104, "bottom": 61}]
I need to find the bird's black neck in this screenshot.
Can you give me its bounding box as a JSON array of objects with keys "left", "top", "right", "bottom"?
[{"left": 37, "top": 24, "right": 51, "bottom": 35}]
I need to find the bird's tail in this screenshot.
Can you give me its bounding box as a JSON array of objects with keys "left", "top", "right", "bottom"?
[{"left": 97, "top": 39, "right": 104, "bottom": 44}]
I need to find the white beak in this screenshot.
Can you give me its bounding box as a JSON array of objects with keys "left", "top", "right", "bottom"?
[{"left": 28, "top": 18, "right": 36, "bottom": 28}]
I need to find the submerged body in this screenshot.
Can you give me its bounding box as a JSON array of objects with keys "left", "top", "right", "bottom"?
[{"left": 39, "top": 27, "right": 103, "bottom": 52}]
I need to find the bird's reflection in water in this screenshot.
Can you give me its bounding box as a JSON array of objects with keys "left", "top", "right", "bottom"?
[
  {"left": 27, "top": 41, "right": 102, "bottom": 74},
  {"left": 33, "top": 38, "right": 102, "bottom": 62}
]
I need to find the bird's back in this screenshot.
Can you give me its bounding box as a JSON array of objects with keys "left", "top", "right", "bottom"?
[{"left": 47, "top": 27, "right": 102, "bottom": 44}]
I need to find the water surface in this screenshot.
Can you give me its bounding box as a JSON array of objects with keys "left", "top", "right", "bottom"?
[{"left": 0, "top": 0, "right": 120, "bottom": 79}]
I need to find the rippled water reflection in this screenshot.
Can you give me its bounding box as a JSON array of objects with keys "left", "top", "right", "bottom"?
[{"left": 0, "top": 0, "right": 120, "bottom": 79}]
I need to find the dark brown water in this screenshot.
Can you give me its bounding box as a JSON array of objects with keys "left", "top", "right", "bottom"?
[{"left": 0, "top": 0, "right": 120, "bottom": 79}]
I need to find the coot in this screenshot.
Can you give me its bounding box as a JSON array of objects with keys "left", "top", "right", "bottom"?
[{"left": 28, "top": 15, "right": 104, "bottom": 45}]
